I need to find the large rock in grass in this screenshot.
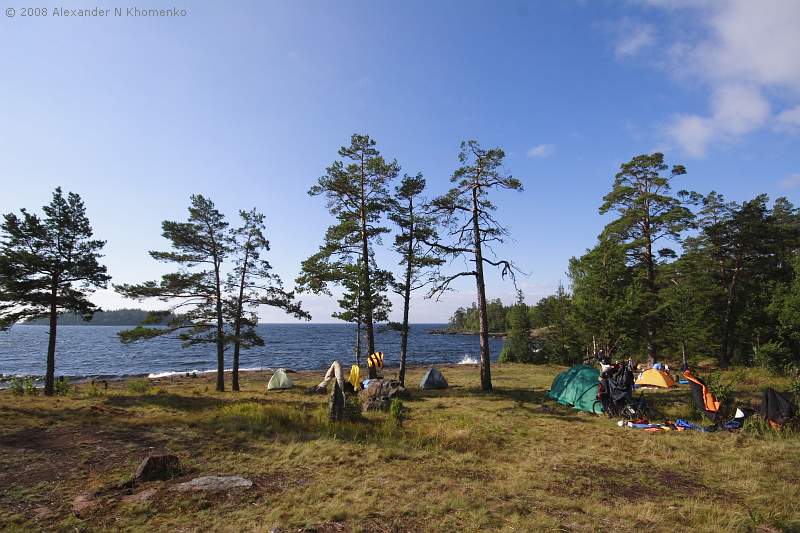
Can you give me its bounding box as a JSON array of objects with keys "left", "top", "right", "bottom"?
[
  {"left": 360, "top": 379, "right": 407, "bottom": 412},
  {"left": 170, "top": 476, "right": 253, "bottom": 492},
  {"left": 134, "top": 453, "right": 182, "bottom": 482}
]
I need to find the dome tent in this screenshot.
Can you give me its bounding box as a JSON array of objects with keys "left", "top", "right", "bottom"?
[
  {"left": 267, "top": 369, "right": 293, "bottom": 390},
  {"left": 635, "top": 368, "right": 676, "bottom": 388},
  {"left": 547, "top": 365, "right": 601, "bottom": 414},
  {"left": 420, "top": 367, "right": 448, "bottom": 389}
]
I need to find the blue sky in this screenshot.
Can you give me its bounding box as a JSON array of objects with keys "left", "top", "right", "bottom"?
[{"left": 1, "top": 0, "right": 798, "bottom": 322}]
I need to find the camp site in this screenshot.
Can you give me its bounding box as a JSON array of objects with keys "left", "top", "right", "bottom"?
[{"left": 2, "top": 1, "right": 800, "bottom": 532}]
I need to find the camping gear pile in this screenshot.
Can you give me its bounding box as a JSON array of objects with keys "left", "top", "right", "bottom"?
[
  {"left": 548, "top": 354, "right": 798, "bottom": 434},
  {"left": 597, "top": 358, "right": 648, "bottom": 419}
]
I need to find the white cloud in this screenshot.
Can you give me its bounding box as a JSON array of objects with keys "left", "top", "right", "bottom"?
[
  {"left": 710, "top": 84, "right": 770, "bottom": 135},
  {"left": 613, "top": 19, "right": 655, "bottom": 58},
  {"left": 526, "top": 144, "right": 555, "bottom": 158},
  {"left": 780, "top": 174, "right": 800, "bottom": 189},
  {"left": 665, "top": 114, "right": 714, "bottom": 157},
  {"left": 640, "top": 0, "right": 800, "bottom": 156}
]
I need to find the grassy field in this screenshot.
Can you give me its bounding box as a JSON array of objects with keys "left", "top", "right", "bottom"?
[{"left": 1, "top": 363, "right": 798, "bottom": 532}]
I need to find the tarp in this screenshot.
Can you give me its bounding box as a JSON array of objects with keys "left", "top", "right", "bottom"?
[
  {"left": 635, "top": 368, "right": 676, "bottom": 388},
  {"left": 548, "top": 365, "right": 600, "bottom": 413},
  {"left": 267, "top": 369, "right": 293, "bottom": 390},
  {"left": 420, "top": 367, "right": 448, "bottom": 389},
  {"left": 683, "top": 369, "right": 720, "bottom": 417}
]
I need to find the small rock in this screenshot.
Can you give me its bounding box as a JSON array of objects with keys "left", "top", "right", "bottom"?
[
  {"left": 72, "top": 494, "right": 97, "bottom": 517},
  {"left": 122, "top": 488, "right": 157, "bottom": 503},
  {"left": 170, "top": 475, "right": 253, "bottom": 492},
  {"left": 134, "top": 453, "right": 182, "bottom": 482},
  {"left": 32, "top": 506, "right": 55, "bottom": 520}
]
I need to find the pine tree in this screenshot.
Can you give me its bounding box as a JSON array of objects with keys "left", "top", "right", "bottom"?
[
  {"left": 115, "top": 194, "right": 232, "bottom": 392},
  {"left": 389, "top": 173, "right": 441, "bottom": 385},
  {"left": 0, "top": 188, "right": 109, "bottom": 396},
  {"left": 499, "top": 291, "right": 535, "bottom": 363},
  {"left": 298, "top": 133, "right": 398, "bottom": 377},
  {"left": 227, "top": 208, "right": 310, "bottom": 391},
  {"left": 599, "top": 152, "right": 693, "bottom": 364},
  {"left": 428, "top": 140, "right": 523, "bottom": 391}
]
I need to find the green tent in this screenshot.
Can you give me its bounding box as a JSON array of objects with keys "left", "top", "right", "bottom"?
[
  {"left": 547, "top": 365, "right": 601, "bottom": 414},
  {"left": 267, "top": 369, "right": 293, "bottom": 390}
]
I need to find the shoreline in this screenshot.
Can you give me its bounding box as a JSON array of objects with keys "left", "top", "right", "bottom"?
[{"left": 0, "top": 360, "right": 483, "bottom": 389}]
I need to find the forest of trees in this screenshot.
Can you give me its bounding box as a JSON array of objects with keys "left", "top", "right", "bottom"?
[
  {"left": 449, "top": 154, "right": 800, "bottom": 375},
  {"left": 24, "top": 308, "right": 172, "bottom": 326}
]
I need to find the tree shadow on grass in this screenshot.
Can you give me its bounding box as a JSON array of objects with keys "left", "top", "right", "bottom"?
[
  {"left": 408, "top": 386, "right": 597, "bottom": 424},
  {"left": 105, "top": 393, "right": 227, "bottom": 412}
]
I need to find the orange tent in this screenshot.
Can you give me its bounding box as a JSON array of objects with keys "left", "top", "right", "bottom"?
[{"left": 635, "top": 368, "right": 676, "bottom": 388}]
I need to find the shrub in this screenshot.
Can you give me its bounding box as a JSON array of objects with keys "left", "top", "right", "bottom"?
[
  {"left": 84, "top": 384, "right": 106, "bottom": 398},
  {"left": 9, "top": 377, "right": 25, "bottom": 396},
  {"left": 54, "top": 377, "right": 71, "bottom": 396},
  {"left": 389, "top": 398, "right": 406, "bottom": 428},
  {"left": 127, "top": 379, "right": 151, "bottom": 394},
  {"left": 706, "top": 370, "right": 743, "bottom": 414},
  {"left": 23, "top": 377, "right": 39, "bottom": 396}
]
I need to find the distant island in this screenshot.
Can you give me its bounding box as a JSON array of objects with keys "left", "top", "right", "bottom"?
[{"left": 25, "top": 308, "right": 172, "bottom": 326}]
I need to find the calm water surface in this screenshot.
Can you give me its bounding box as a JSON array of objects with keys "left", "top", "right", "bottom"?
[{"left": 0, "top": 324, "right": 503, "bottom": 379}]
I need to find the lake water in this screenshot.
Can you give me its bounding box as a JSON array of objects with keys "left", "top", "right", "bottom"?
[{"left": 0, "top": 324, "right": 503, "bottom": 380}]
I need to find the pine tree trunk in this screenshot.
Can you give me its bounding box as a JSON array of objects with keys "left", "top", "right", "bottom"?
[
  {"left": 472, "top": 187, "right": 492, "bottom": 392},
  {"left": 359, "top": 166, "right": 376, "bottom": 377},
  {"left": 214, "top": 261, "right": 225, "bottom": 392},
  {"left": 45, "top": 278, "right": 58, "bottom": 396},
  {"left": 399, "top": 201, "right": 414, "bottom": 387},
  {"left": 399, "top": 277, "right": 411, "bottom": 387},
  {"left": 355, "top": 319, "right": 361, "bottom": 366},
  {"left": 232, "top": 342, "right": 241, "bottom": 391}
]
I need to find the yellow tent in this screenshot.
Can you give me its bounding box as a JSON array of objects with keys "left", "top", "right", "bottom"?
[{"left": 635, "top": 368, "right": 676, "bottom": 388}]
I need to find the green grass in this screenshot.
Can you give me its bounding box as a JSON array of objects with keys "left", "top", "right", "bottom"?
[{"left": 0, "top": 364, "right": 798, "bottom": 532}]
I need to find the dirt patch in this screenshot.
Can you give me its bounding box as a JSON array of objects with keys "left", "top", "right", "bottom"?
[{"left": 0, "top": 423, "right": 167, "bottom": 522}]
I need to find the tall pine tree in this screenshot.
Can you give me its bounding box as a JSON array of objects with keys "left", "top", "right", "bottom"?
[
  {"left": 116, "top": 195, "right": 232, "bottom": 391},
  {"left": 428, "top": 140, "right": 523, "bottom": 391},
  {"left": 389, "top": 173, "right": 441, "bottom": 385}
]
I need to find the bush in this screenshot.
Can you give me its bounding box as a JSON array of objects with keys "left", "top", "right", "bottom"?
[
  {"left": 705, "top": 370, "right": 743, "bottom": 414},
  {"left": 84, "top": 384, "right": 106, "bottom": 398},
  {"left": 127, "top": 379, "right": 151, "bottom": 394},
  {"left": 389, "top": 398, "right": 406, "bottom": 428},
  {"left": 54, "top": 377, "right": 71, "bottom": 396},
  {"left": 9, "top": 377, "right": 25, "bottom": 396},
  {"left": 22, "top": 377, "right": 39, "bottom": 396}
]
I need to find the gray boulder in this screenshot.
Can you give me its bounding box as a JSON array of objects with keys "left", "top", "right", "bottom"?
[{"left": 170, "top": 476, "right": 253, "bottom": 492}]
